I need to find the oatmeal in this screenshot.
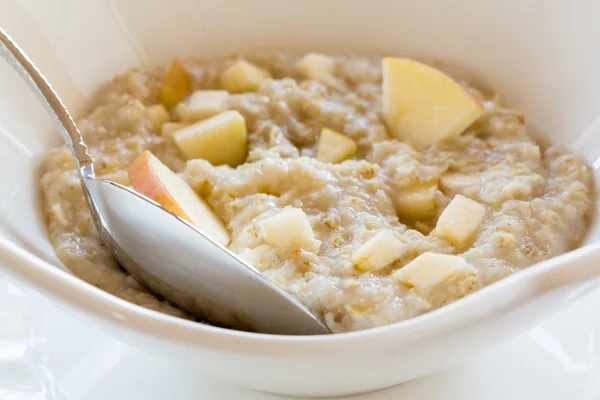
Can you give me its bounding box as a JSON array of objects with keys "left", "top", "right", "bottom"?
[{"left": 39, "top": 52, "right": 594, "bottom": 333}]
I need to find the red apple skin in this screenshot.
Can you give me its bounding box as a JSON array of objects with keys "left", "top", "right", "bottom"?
[
  {"left": 128, "top": 151, "right": 193, "bottom": 223},
  {"left": 128, "top": 150, "right": 230, "bottom": 245}
]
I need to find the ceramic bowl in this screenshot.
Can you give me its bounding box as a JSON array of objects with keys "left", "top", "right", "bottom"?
[{"left": 1, "top": 0, "right": 600, "bottom": 397}]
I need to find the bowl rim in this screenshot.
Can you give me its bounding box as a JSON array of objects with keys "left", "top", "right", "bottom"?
[{"left": 3, "top": 234, "right": 600, "bottom": 354}]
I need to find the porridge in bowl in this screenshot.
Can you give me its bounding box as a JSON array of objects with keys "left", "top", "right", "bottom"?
[{"left": 40, "top": 52, "right": 594, "bottom": 333}]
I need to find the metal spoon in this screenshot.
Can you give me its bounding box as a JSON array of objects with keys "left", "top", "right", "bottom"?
[{"left": 0, "top": 27, "right": 330, "bottom": 335}]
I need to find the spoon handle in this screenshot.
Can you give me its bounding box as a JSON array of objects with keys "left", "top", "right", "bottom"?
[{"left": 0, "top": 27, "right": 93, "bottom": 171}]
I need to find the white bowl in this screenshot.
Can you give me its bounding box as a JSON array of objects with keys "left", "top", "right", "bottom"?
[{"left": 2, "top": 0, "right": 600, "bottom": 397}]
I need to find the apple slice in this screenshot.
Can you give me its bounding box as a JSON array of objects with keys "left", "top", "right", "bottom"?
[
  {"left": 237, "top": 245, "right": 273, "bottom": 271},
  {"left": 145, "top": 104, "right": 170, "bottom": 131},
  {"left": 316, "top": 128, "right": 357, "bottom": 163},
  {"left": 382, "top": 57, "right": 484, "bottom": 147},
  {"left": 175, "top": 90, "right": 229, "bottom": 122},
  {"left": 351, "top": 230, "right": 404, "bottom": 271},
  {"left": 440, "top": 173, "right": 482, "bottom": 192},
  {"left": 394, "top": 252, "right": 477, "bottom": 291},
  {"left": 173, "top": 110, "right": 247, "bottom": 167},
  {"left": 128, "top": 150, "right": 230, "bottom": 245},
  {"left": 297, "top": 53, "right": 336, "bottom": 80},
  {"left": 259, "top": 207, "right": 321, "bottom": 253},
  {"left": 432, "top": 194, "right": 486, "bottom": 244},
  {"left": 158, "top": 58, "right": 192, "bottom": 109},
  {"left": 161, "top": 122, "right": 188, "bottom": 139},
  {"left": 219, "top": 60, "right": 271, "bottom": 93},
  {"left": 396, "top": 183, "right": 437, "bottom": 220}
]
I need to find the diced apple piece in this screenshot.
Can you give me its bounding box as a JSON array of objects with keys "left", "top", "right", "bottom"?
[
  {"left": 316, "top": 128, "right": 357, "bottom": 163},
  {"left": 219, "top": 60, "right": 271, "bottom": 93},
  {"left": 440, "top": 173, "right": 482, "bottom": 192},
  {"left": 394, "top": 252, "right": 476, "bottom": 290},
  {"left": 187, "top": 90, "right": 229, "bottom": 121},
  {"left": 297, "top": 53, "right": 336, "bottom": 79},
  {"left": 396, "top": 183, "right": 437, "bottom": 220},
  {"left": 161, "top": 122, "right": 188, "bottom": 139},
  {"left": 174, "top": 110, "right": 247, "bottom": 167},
  {"left": 99, "top": 170, "right": 130, "bottom": 186},
  {"left": 128, "top": 150, "right": 230, "bottom": 245},
  {"left": 158, "top": 58, "right": 192, "bottom": 109},
  {"left": 173, "top": 103, "right": 190, "bottom": 122},
  {"left": 237, "top": 245, "right": 273, "bottom": 271},
  {"left": 382, "top": 57, "right": 484, "bottom": 147},
  {"left": 259, "top": 207, "right": 320, "bottom": 253},
  {"left": 174, "top": 90, "right": 229, "bottom": 122},
  {"left": 146, "top": 104, "right": 170, "bottom": 131},
  {"left": 351, "top": 230, "right": 404, "bottom": 271},
  {"left": 433, "top": 194, "right": 486, "bottom": 243}
]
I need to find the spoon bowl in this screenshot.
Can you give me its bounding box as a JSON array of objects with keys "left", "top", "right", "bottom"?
[{"left": 85, "top": 175, "right": 330, "bottom": 334}]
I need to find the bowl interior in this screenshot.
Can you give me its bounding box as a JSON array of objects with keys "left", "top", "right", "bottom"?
[{"left": 2, "top": 0, "right": 600, "bottom": 284}]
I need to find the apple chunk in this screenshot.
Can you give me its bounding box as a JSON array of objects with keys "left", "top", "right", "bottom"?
[
  {"left": 158, "top": 58, "right": 192, "bottom": 109},
  {"left": 237, "top": 245, "right": 273, "bottom": 271},
  {"left": 173, "top": 110, "right": 248, "bottom": 167},
  {"left": 440, "top": 173, "right": 482, "bottom": 192},
  {"left": 297, "top": 53, "right": 336, "bottom": 79},
  {"left": 175, "top": 90, "right": 229, "bottom": 122},
  {"left": 219, "top": 60, "right": 271, "bottom": 93},
  {"left": 145, "top": 104, "right": 170, "bottom": 131},
  {"left": 259, "top": 207, "right": 320, "bottom": 253},
  {"left": 433, "top": 194, "right": 486, "bottom": 244},
  {"left": 128, "top": 150, "right": 230, "bottom": 245},
  {"left": 394, "top": 252, "right": 477, "bottom": 291},
  {"left": 382, "top": 57, "right": 484, "bottom": 147},
  {"left": 161, "top": 122, "right": 188, "bottom": 139},
  {"left": 316, "top": 128, "right": 357, "bottom": 163},
  {"left": 351, "top": 230, "right": 404, "bottom": 271},
  {"left": 396, "top": 183, "right": 437, "bottom": 221}
]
